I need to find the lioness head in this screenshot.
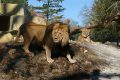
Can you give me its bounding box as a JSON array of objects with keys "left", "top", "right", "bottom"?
[
  {"left": 52, "top": 22, "right": 69, "bottom": 46},
  {"left": 81, "top": 28, "right": 90, "bottom": 38}
]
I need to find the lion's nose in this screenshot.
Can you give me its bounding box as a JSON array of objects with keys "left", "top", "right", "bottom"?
[{"left": 55, "top": 38, "right": 57, "bottom": 39}]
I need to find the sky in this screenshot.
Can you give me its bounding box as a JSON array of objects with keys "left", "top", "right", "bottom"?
[{"left": 28, "top": 0, "right": 94, "bottom": 26}]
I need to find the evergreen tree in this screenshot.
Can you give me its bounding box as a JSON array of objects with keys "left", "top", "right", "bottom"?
[
  {"left": 1, "top": 0, "right": 28, "bottom": 5},
  {"left": 89, "top": 0, "right": 120, "bottom": 45},
  {"left": 34, "top": 0, "right": 65, "bottom": 23}
]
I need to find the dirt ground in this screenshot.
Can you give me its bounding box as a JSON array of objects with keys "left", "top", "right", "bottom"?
[{"left": 0, "top": 42, "right": 106, "bottom": 80}]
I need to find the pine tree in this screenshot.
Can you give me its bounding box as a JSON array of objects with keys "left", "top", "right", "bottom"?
[
  {"left": 34, "top": 0, "right": 65, "bottom": 23},
  {"left": 88, "top": 0, "right": 120, "bottom": 45},
  {"left": 1, "top": 0, "right": 28, "bottom": 5}
]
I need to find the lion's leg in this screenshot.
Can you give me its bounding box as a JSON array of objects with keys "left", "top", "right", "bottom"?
[
  {"left": 44, "top": 45, "right": 54, "bottom": 63},
  {"left": 66, "top": 54, "right": 76, "bottom": 63},
  {"left": 23, "top": 35, "right": 34, "bottom": 57}
]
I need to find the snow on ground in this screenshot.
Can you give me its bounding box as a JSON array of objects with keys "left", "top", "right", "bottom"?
[
  {"left": 70, "top": 40, "right": 120, "bottom": 80},
  {"left": 83, "top": 43, "right": 120, "bottom": 67},
  {"left": 82, "top": 42, "right": 120, "bottom": 80}
]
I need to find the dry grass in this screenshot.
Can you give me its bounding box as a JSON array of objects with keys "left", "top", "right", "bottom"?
[{"left": 0, "top": 42, "right": 107, "bottom": 80}]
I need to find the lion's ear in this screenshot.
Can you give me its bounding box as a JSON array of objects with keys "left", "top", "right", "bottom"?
[{"left": 54, "top": 23, "right": 60, "bottom": 29}]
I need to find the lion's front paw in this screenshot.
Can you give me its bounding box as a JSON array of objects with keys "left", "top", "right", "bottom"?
[
  {"left": 25, "top": 52, "right": 34, "bottom": 57},
  {"left": 29, "top": 52, "right": 34, "bottom": 57},
  {"left": 47, "top": 58, "right": 54, "bottom": 63},
  {"left": 66, "top": 54, "right": 76, "bottom": 63},
  {"left": 69, "top": 59, "right": 76, "bottom": 63}
]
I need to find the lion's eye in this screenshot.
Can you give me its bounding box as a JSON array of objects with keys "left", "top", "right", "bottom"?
[
  {"left": 59, "top": 33, "right": 61, "bottom": 35},
  {"left": 54, "top": 32, "right": 57, "bottom": 34}
]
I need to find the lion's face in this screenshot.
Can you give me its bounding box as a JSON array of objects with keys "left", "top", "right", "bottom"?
[{"left": 52, "top": 23, "right": 69, "bottom": 46}]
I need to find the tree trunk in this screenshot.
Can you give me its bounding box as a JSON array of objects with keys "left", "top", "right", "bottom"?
[{"left": 116, "top": 40, "right": 119, "bottom": 46}]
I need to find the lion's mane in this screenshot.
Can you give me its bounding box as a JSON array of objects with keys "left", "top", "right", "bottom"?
[{"left": 43, "top": 22, "right": 70, "bottom": 47}]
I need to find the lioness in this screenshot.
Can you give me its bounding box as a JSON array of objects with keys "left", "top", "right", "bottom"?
[
  {"left": 16, "top": 21, "right": 76, "bottom": 63},
  {"left": 78, "top": 28, "right": 92, "bottom": 43}
]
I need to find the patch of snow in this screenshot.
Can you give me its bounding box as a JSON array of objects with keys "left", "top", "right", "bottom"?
[{"left": 82, "top": 42, "right": 120, "bottom": 80}]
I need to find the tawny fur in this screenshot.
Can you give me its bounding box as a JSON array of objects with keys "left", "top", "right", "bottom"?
[
  {"left": 78, "top": 28, "right": 91, "bottom": 43},
  {"left": 16, "top": 21, "right": 76, "bottom": 63}
]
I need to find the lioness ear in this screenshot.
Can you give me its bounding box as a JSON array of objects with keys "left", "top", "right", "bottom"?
[
  {"left": 54, "top": 23, "right": 60, "bottom": 29},
  {"left": 63, "top": 19, "right": 70, "bottom": 24}
]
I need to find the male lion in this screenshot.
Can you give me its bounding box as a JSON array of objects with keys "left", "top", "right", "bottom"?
[{"left": 16, "top": 21, "right": 76, "bottom": 63}]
